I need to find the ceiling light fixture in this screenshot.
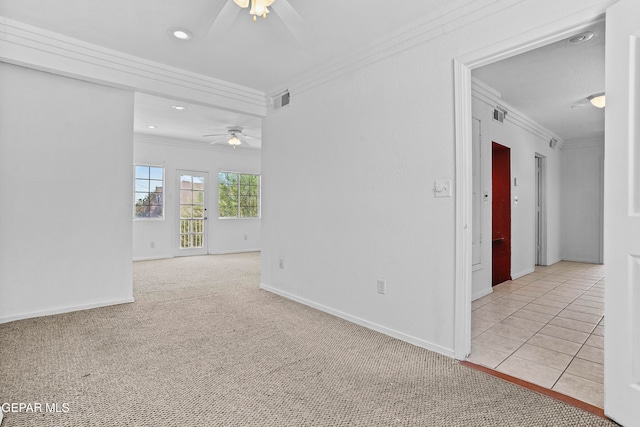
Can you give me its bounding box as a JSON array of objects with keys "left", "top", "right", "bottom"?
[
  {"left": 234, "top": 0, "right": 275, "bottom": 21},
  {"left": 169, "top": 29, "right": 193, "bottom": 40},
  {"left": 569, "top": 31, "right": 594, "bottom": 44},
  {"left": 228, "top": 135, "right": 242, "bottom": 146},
  {"left": 172, "top": 105, "right": 186, "bottom": 110},
  {"left": 147, "top": 125, "right": 157, "bottom": 129},
  {"left": 588, "top": 93, "right": 606, "bottom": 108}
]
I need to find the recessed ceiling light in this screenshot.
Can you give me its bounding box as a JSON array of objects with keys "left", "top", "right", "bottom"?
[
  {"left": 569, "top": 31, "right": 594, "bottom": 44},
  {"left": 172, "top": 105, "right": 187, "bottom": 110},
  {"left": 147, "top": 125, "right": 157, "bottom": 129},
  {"left": 169, "top": 28, "right": 193, "bottom": 40}
]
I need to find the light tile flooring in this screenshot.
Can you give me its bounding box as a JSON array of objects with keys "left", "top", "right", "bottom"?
[{"left": 467, "top": 261, "right": 605, "bottom": 408}]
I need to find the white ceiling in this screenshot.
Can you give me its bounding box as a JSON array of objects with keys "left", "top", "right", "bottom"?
[
  {"left": 134, "top": 93, "right": 262, "bottom": 147},
  {"left": 1, "top": 1, "right": 606, "bottom": 144},
  {"left": 472, "top": 20, "right": 605, "bottom": 142},
  {"left": 0, "top": 0, "right": 448, "bottom": 92}
]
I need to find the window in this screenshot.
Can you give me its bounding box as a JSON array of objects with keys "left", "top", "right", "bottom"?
[
  {"left": 135, "top": 165, "right": 164, "bottom": 218},
  {"left": 219, "top": 172, "right": 260, "bottom": 218}
]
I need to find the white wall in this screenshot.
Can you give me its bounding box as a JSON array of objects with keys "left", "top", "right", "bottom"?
[
  {"left": 133, "top": 135, "right": 261, "bottom": 260},
  {"left": 261, "top": 0, "right": 609, "bottom": 355},
  {"left": 561, "top": 138, "right": 604, "bottom": 263},
  {"left": 0, "top": 63, "right": 134, "bottom": 323}
]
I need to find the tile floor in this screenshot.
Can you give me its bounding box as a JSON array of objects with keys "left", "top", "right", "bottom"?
[{"left": 467, "top": 261, "right": 605, "bottom": 408}]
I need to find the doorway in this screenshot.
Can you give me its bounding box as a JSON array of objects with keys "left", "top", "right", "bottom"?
[
  {"left": 453, "top": 14, "right": 606, "bottom": 358},
  {"left": 453, "top": 9, "right": 611, "bottom": 418},
  {"left": 177, "top": 170, "right": 209, "bottom": 256},
  {"left": 492, "top": 142, "right": 511, "bottom": 285}
]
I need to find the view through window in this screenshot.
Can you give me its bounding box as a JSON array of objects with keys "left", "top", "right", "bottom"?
[
  {"left": 135, "top": 165, "right": 163, "bottom": 218},
  {"left": 218, "top": 172, "right": 260, "bottom": 218}
]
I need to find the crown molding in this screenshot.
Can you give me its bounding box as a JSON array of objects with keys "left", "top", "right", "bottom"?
[
  {"left": 0, "top": 16, "right": 267, "bottom": 117},
  {"left": 562, "top": 137, "right": 605, "bottom": 150},
  {"left": 471, "top": 77, "right": 566, "bottom": 148},
  {"left": 135, "top": 132, "right": 261, "bottom": 156},
  {"left": 273, "top": 0, "right": 513, "bottom": 99}
]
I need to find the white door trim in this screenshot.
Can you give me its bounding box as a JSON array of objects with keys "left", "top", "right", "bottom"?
[{"left": 452, "top": 9, "right": 608, "bottom": 360}]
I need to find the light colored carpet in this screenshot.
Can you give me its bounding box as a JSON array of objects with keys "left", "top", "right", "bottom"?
[{"left": 0, "top": 252, "right": 616, "bottom": 426}]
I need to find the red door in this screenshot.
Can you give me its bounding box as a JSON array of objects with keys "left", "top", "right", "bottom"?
[{"left": 492, "top": 142, "right": 511, "bottom": 285}]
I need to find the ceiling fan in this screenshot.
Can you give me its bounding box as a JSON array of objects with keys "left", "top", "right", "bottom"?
[
  {"left": 203, "top": 126, "right": 260, "bottom": 148},
  {"left": 571, "top": 93, "right": 606, "bottom": 109},
  {"left": 206, "top": 0, "right": 312, "bottom": 45}
]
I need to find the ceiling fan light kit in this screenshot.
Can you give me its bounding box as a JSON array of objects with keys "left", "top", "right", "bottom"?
[
  {"left": 228, "top": 135, "right": 242, "bottom": 146},
  {"left": 234, "top": 0, "right": 275, "bottom": 21},
  {"left": 588, "top": 93, "right": 606, "bottom": 108}
]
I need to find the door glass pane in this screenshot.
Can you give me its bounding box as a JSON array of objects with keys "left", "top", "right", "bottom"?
[
  {"left": 180, "top": 205, "right": 192, "bottom": 219},
  {"left": 193, "top": 191, "right": 204, "bottom": 204},
  {"left": 193, "top": 177, "right": 204, "bottom": 190},
  {"left": 181, "top": 178, "right": 192, "bottom": 190},
  {"left": 181, "top": 190, "right": 192, "bottom": 204}
]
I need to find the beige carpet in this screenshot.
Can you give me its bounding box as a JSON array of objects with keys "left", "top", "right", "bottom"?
[{"left": 0, "top": 253, "right": 616, "bottom": 426}]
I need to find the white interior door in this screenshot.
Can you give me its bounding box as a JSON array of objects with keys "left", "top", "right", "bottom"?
[
  {"left": 177, "top": 171, "right": 208, "bottom": 256},
  {"left": 604, "top": 1, "right": 640, "bottom": 424}
]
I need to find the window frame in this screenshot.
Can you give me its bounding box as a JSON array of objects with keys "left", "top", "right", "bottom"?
[
  {"left": 218, "top": 171, "right": 261, "bottom": 219},
  {"left": 133, "top": 164, "right": 165, "bottom": 220}
]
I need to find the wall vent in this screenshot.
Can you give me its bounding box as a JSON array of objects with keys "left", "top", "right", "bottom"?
[
  {"left": 273, "top": 90, "right": 290, "bottom": 110},
  {"left": 493, "top": 106, "right": 507, "bottom": 123}
]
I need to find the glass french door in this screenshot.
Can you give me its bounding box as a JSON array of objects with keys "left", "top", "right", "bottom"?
[{"left": 177, "top": 171, "right": 208, "bottom": 256}]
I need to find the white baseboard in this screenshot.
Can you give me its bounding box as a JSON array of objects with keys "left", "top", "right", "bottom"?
[
  {"left": 133, "top": 249, "right": 261, "bottom": 261},
  {"left": 559, "top": 257, "right": 602, "bottom": 265},
  {"left": 208, "top": 249, "right": 261, "bottom": 255},
  {"left": 472, "top": 287, "right": 493, "bottom": 301},
  {"left": 512, "top": 267, "right": 535, "bottom": 280},
  {"left": 133, "top": 255, "right": 174, "bottom": 261},
  {"left": 0, "top": 297, "right": 135, "bottom": 324},
  {"left": 260, "top": 283, "right": 455, "bottom": 359}
]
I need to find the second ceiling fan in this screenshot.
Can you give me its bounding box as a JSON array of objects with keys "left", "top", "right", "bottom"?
[{"left": 203, "top": 126, "right": 260, "bottom": 149}]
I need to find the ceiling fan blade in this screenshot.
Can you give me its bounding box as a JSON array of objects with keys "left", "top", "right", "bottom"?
[
  {"left": 242, "top": 134, "right": 261, "bottom": 139},
  {"left": 571, "top": 98, "right": 591, "bottom": 109},
  {"left": 205, "top": 0, "right": 242, "bottom": 39},
  {"left": 271, "top": 0, "right": 314, "bottom": 46},
  {"left": 202, "top": 133, "right": 229, "bottom": 137},
  {"left": 240, "top": 135, "right": 261, "bottom": 148},
  {"left": 208, "top": 137, "right": 229, "bottom": 145}
]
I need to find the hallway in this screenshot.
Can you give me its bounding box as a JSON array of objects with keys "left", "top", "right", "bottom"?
[{"left": 468, "top": 262, "right": 605, "bottom": 408}]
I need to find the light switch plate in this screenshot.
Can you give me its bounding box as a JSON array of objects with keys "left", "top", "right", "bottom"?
[{"left": 434, "top": 179, "right": 452, "bottom": 198}]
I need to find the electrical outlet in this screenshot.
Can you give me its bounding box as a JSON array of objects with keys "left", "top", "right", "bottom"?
[
  {"left": 244, "top": 234, "right": 248, "bottom": 240},
  {"left": 150, "top": 242, "right": 155, "bottom": 249},
  {"left": 279, "top": 258, "right": 285, "bottom": 269},
  {"left": 377, "top": 279, "right": 386, "bottom": 295}
]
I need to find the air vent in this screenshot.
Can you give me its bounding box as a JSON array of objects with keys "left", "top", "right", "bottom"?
[
  {"left": 273, "top": 90, "right": 290, "bottom": 110},
  {"left": 493, "top": 107, "right": 507, "bottom": 123}
]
